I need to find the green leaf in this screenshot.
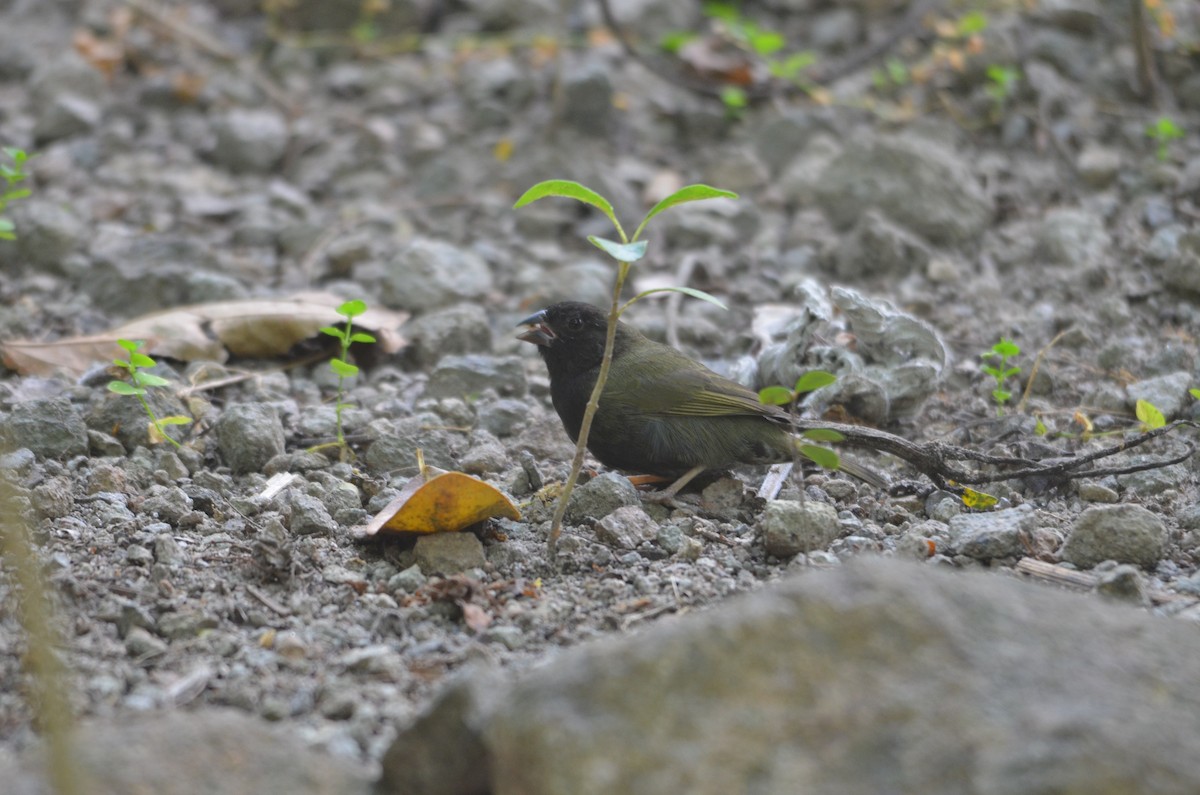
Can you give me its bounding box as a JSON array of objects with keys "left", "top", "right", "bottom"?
[
  {"left": 702, "top": 1, "right": 738, "bottom": 22},
  {"left": 349, "top": 332, "right": 376, "bottom": 344},
  {"left": 0, "top": 221, "right": 14, "bottom": 240},
  {"left": 117, "top": 339, "right": 141, "bottom": 354},
  {"left": 1034, "top": 415, "right": 1047, "bottom": 436},
  {"left": 991, "top": 338, "right": 1020, "bottom": 357},
  {"left": 659, "top": 30, "right": 696, "bottom": 53},
  {"left": 130, "top": 352, "right": 157, "bottom": 368},
  {"left": 320, "top": 325, "right": 344, "bottom": 339},
  {"left": 992, "top": 388, "right": 1012, "bottom": 404},
  {"left": 2, "top": 147, "right": 26, "bottom": 163},
  {"left": 157, "top": 415, "right": 193, "bottom": 426},
  {"left": 802, "top": 428, "right": 845, "bottom": 443},
  {"left": 719, "top": 85, "right": 747, "bottom": 111},
  {"left": 1, "top": 188, "right": 31, "bottom": 202},
  {"left": 758, "top": 386, "right": 794, "bottom": 406},
  {"left": 632, "top": 184, "right": 738, "bottom": 242},
  {"left": 1190, "top": 388, "right": 1200, "bottom": 401},
  {"left": 513, "top": 180, "right": 622, "bottom": 237},
  {"left": 799, "top": 444, "right": 840, "bottom": 470},
  {"left": 107, "top": 381, "right": 141, "bottom": 396},
  {"left": 330, "top": 358, "right": 359, "bottom": 377},
  {"left": 1135, "top": 399, "right": 1166, "bottom": 430},
  {"left": 793, "top": 370, "right": 836, "bottom": 394},
  {"left": 631, "top": 286, "right": 728, "bottom": 310},
  {"left": 588, "top": 236, "right": 648, "bottom": 263},
  {"left": 338, "top": 299, "right": 367, "bottom": 317},
  {"left": 956, "top": 10, "right": 989, "bottom": 35},
  {"left": 134, "top": 372, "right": 169, "bottom": 388},
  {"left": 749, "top": 29, "right": 784, "bottom": 56}
]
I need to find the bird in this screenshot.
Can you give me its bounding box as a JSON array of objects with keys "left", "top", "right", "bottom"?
[{"left": 517, "top": 301, "right": 887, "bottom": 499}]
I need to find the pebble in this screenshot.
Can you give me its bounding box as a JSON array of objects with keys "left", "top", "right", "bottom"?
[
  {"left": 414, "top": 532, "right": 487, "bottom": 575},
  {"left": 1061, "top": 504, "right": 1166, "bottom": 569},
  {"left": 760, "top": 500, "right": 840, "bottom": 558}
]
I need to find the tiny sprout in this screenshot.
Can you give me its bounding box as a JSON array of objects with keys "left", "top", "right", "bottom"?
[
  {"left": 107, "top": 339, "right": 191, "bottom": 448},
  {"left": 318, "top": 299, "right": 376, "bottom": 453},
  {"left": 1146, "top": 117, "right": 1184, "bottom": 161},
  {"left": 981, "top": 338, "right": 1021, "bottom": 415}
]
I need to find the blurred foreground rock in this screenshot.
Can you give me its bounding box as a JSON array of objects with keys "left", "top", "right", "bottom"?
[
  {"left": 3, "top": 708, "right": 369, "bottom": 795},
  {"left": 380, "top": 558, "right": 1200, "bottom": 795}
]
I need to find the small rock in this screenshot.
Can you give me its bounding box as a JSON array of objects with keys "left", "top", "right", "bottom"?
[
  {"left": 139, "top": 485, "right": 194, "bottom": 524},
  {"left": 153, "top": 534, "right": 185, "bottom": 567},
  {"left": 381, "top": 238, "right": 493, "bottom": 311},
  {"left": 415, "top": 532, "right": 487, "bottom": 574},
  {"left": 406, "top": 303, "right": 495, "bottom": 368},
  {"left": 565, "top": 472, "right": 640, "bottom": 524},
  {"left": 13, "top": 200, "right": 85, "bottom": 272},
  {"left": 761, "top": 500, "right": 840, "bottom": 558},
  {"left": 212, "top": 108, "right": 289, "bottom": 173},
  {"left": 0, "top": 396, "right": 88, "bottom": 459},
  {"left": 288, "top": 492, "right": 338, "bottom": 536},
  {"left": 947, "top": 505, "right": 1036, "bottom": 561},
  {"left": 1125, "top": 370, "right": 1191, "bottom": 420},
  {"left": 484, "top": 625, "right": 525, "bottom": 650},
  {"left": 1036, "top": 207, "right": 1110, "bottom": 267},
  {"left": 595, "top": 505, "right": 659, "bottom": 550},
  {"left": 388, "top": 564, "right": 427, "bottom": 594},
  {"left": 1076, "top": 143, "right": 1121, "bottom": 188},
  {"left": 832, "top": 210, "right": 931, "bottom": 278},
  {"left": 425, "top": 355, "right": 527, "bottom": 400},
  {"left": 560, "top": 59, "right": 613, "bottom": 135},
  {"left": 1061, "top": 504, "right": 1166, "bottom": 569},
  {"left": 1078, "top": 481, "right": 1119, "bottom": 503},
  {"left": 1094, "top": 563, "right": 1150, "bottom": 606},
  {"left": 125, "top": 544, "right": 154, "bottom": 566},
  {"left": 477, "top": 398, "right": 529, "bottom": 437},
  {"left": 124, "top": 626, "right": 167, "bottom": 658},
  {"left": 217, "top": 404, "right": 286, "bottom": 475}
]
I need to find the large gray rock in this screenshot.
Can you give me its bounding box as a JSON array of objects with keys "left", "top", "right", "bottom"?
[
  {"left": 814, "top": 134, "right": 991, "bottom": 245},
  {"left": 380, "top": 559, "right": 1200, "bottom": 794},
  {"left": 1061, "top": 503, "right": 1166, "bottom": 569},
  {"left": 1, "top": 396, "right": 88, "bottom": 459},
  {"left": 380, "top": 239, "right": 493, "bottom": 312},
  {"left": 2, "top": 708, "right": 369, "bottom": 795}
]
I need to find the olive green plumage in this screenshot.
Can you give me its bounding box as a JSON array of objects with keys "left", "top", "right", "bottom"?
[{"left": 518, "top": 301, "right": 813, "bottom": 478}]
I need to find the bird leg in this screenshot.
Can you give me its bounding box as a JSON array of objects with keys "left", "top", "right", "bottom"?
[{"left": 639, "top": 465, "right": 708, "bottom": 507}]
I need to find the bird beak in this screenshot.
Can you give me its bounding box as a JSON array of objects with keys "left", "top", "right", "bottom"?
[{"left": 516, "top": 310, "right": 555, "bottom": 347}]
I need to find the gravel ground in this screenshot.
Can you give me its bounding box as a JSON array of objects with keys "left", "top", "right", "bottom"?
[{"left": 2, "top": 0, "right": 1200, "bottom": 781}]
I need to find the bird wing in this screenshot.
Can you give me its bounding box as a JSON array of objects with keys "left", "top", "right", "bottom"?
[{"left": 610, "top": 342, "right": 786, "bottom": 420}]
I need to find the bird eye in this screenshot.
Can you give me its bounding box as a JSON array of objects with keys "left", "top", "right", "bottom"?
[{"left": 566, "top": 316, "right": 583, "bottom": 331}]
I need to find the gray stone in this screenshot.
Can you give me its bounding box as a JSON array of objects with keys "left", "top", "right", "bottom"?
[
  {"left": 217, "top": 404, "right": 286, "bottom": 475},
  {"left": 124, "top": 626, "right": 166, "bottom": 657},
  {"left": 565, "top": 472, "right": 640, "bottom": 524},
  {"left": 1077, "top": 142, "right": 1122, "bottom": 187},
  {"left": 406, "top": 303, "right": 494, "bottom": 368},
  {"left": 0, "top": 396, "right": 88, "bottom": 459},
  {"left": 832, "top": 209, "right": 931, "bottom": 278},
  {"left": 760, "top": 499, "right": 840, "bottom": 557},
  {"left": 425, "top": 354, "right": 526, "bottom": 400},
  {"left": 212, "top": 108, "right": 290, "bottom": 173},
  {"left": 415, "top": 532, "right": 487, "bottom": 574},
  {"left": 381, "top": 239, "right": 493, "bottom": 312},
  {"left": 3, "top": 708, "right": 369, "bottom": 795},
  {"left": 29, "top": 53, "right": 107, "bottom": 143},
  {"left": 288, "top": 492, "right": 338, "bottom": 536},
  {"left": 477, "top": 398, "right": 528, "bottom": 437},
  {"left": 1078, "top": 481, "right": 1119, "bottom": 503},
  {"left": 809, "top": 7, "right": 861, "bottom": 50},
  {"left": 12, "top": 200, "right": 85, "bottom": 271},
  {"left": 1116, "top": 461, "right": 1186, "bottom": 497},
  {"left": 1125, "top": 370, "right": 1191, "bottom": 420},
  {"left": 88, "top": 384, "right": 190, "bottom": 451},
  {"left": 594, "top": 505, "right": 658, "bottom": 550},
  {"left": 560, "top": 59, "right": 613, "bottom": 135},
  {"left": 1036, "top": 207, "right": 1111, "bottom": 266},
  {"left": 1094, "top": 563, "right": 1150, "bottom": 605},
  {"left": 947, "top": 505, "right": 1036, "bottom": 561},
  {"left": 753, "top": 111, "right": 816, "bottom": 173},
  {"left": 381, "top": 559, "right": 1200, "bottom": 795},
  {"left": 814, "top": 134, "right": 991, "bottom": 245},
  {"left": 1163, "top": 230, "right": 1200, "bottom": 294},
  {"left": 138, "top": 485, "right": 194, "bottom": 524},
  {"left": 388, "top": 564, "right": 427, "bottom": 594},
  {"left": 1061, "top": 503, "right": 1166, "bottom": 569},
  {"left": 365, "top": 415, "right": 462, "bottom": 472}
]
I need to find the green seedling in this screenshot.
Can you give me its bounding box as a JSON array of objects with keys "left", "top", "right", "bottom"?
[
  {"left": 758, "top": 370, "right": 843, "bottom": 470},
  {"left": 318, "top": 299, "right": 376, "bottom": 453},
  {"left": 107, "top": 339, "right": 192, "bottom": 448},
  {"left": 0, "top": 147, "right": 32, "bottom": 241},
  {"left": 985, "top": 65, "right": 1019, "bottom": 109},
  {"left": 981, "top": 337, "right": 1021, "bottom": 415},
  {"left": 1135, "top": 399, "right": 1166, "bottom": 431},
  {"left": 514, "top": 179, "right": 736, "bottom": 553},
  {"left": 1146, "top": 117, "right": 1184, "bottom": 161}
]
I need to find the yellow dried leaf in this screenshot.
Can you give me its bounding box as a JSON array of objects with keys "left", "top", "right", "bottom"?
[
  {"left": 358, "top": 469, "right": 520, "bottom": 536},
  {"left": 960, "top": 487, "right": 999, "bottom": 510}
]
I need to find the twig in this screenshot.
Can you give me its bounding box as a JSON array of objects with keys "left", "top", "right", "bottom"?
[{"left": 1016, "top": 328, "right": 1071, "bottom": 414}]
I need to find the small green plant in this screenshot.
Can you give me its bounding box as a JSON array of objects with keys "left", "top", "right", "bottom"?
[
  {"left": 872, "top": 58, "right": 910, "bottom": 91},
  {"left": 107, "top": 339, "right": 192, "bottom": 448},
  {"left": 514, "top": 179, "right": 736, "bottom": 553},
  {"left": 757, "top": 370, "right": 843, "bottom": 470},
  {"left": 985, "top": 65, "right": 1019, "bottom": 109},
  {"left": 980, "top": 337, "right": 1021, "bottom": 415},
  {"left": 1146, "top": 116, "right": 1184, "bottom": 161},
  {"left": 319, "top": 299, "right": 375, "bottom": 452},
  {"left": 0, "top": 147, "right": 32, "bottom": 240},
  {"left": 1135, "top": 399, "right": 1166, "bottom": 431}
]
